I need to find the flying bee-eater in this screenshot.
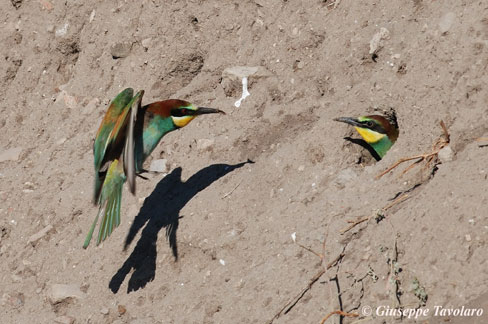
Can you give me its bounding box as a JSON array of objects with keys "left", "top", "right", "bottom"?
[
  {"left": 84, "top": 88, "right": 225, "bottom": 248},
  {"left": 334, "top": 114, "right": 399, "bottom": 159}
]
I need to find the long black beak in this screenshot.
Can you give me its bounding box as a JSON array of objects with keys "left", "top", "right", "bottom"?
[
  {"left": 196, "top": 107, "right": 226, "bottom": 115},
  {"left": 333, "top": 117, "right": 361, "bottom": 127}
]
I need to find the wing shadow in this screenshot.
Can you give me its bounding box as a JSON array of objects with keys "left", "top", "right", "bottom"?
[{"left": 109, "top": 160, "right": 252, "bottom": 293}]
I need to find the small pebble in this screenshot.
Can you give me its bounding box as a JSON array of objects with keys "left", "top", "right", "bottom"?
[
  {"left": 0, "top": 147, "right": 22, "bottom": 163},
  {"left": 438, "top": 146, "right": 454, "bottom": 163},
  {"left": 149, "top": 159, "right": 168, "bottom": 173},
  {"left": 439, "top": 12, "right": 455, "bottom": 34}
]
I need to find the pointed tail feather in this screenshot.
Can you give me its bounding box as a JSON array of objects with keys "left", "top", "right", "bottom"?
[{"left": 83, "top": 159, "right": 126, "bottom": 248}]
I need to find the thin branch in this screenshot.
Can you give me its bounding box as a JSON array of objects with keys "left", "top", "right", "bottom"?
[
  {"left": 221, "top": 180, "right": 242, "bottom": 199},
  {"left": 266, "top": 253, "right": 345, "bottom": 324},
  {"left": 340, "top": 216, "right": 370, "bottom": 234},
  {"left": 376, "top": 120, "right": 450, "bottom": 179},
  {"left": 320, "top": 310, "right": 359, "bottom": 324},
  {"left": 382, "top": 193, "right": 409, "bottom": 211}
]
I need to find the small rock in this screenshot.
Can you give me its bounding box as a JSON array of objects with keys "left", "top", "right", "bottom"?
[
  {"left": 0, "top": 147, "right": 22, "bottom": 163},
  {"left": 27, "top": 225, "right": 53, "bottom": 245},
  {"left": 439, "top": 12, "right": 455, "bottom": 34},
  {"left": 89, "top": 10, "right": 96, "bottom": 23},
  {"left": 465, "top": 234, "right": 472, "bottom": 242},
  {"left": 55, "top": 23, "right": 69, "bottom": 37},
  {"left": 118, "top": 304, "right": 127, "bottom": 315},
  {"left": 369, "top": 27, "right": 390, "bottom": 54},
  {"left": 221, "top": 66, "right": 272, "bottom": 97},
  {"left": 149, "top": 159, "right": 168, "bottom": 173},
  {"left": 101, "top": 307, "right": 109, "bottom": 315},
  {"left": 197, "top": 139, "right": 215, "bottom": 151},
  {"left": 223, "top": 66, "right": 260, "bottom": 79},
  {"left": 141, "top": 38, "right": 152, "bottom": 49},
  {"left": 297, "top": 165, "right": 305, "bottom": 172},
  {"left": 438, "top": 146, "right": 454, "bottom": 163},
  {"left": 54, "top": 316, "right": 75, "bottom": 324},
  {"left": 334, "top": 168, "right": 358, "bottom": 186},
  {"left": 269, "top": 188, "right": 275, "bottom": 198},
  {"left": 56, "top": 91, "right": 78, "bottom": 109},
  {"left": 49, "top": 284, "right": 85, "bottom": 304},
  {"left": 110, "top": 42, "right": 132, "bottom": 59},
  {"left": 56, "top": 138, "right": 67, "bottom": 145},
  {"left": 24, "top": 182, "right": 35, "bottom": 190},
  {"left": 84, "top": 98, "right": 100, "bottom": 116}
]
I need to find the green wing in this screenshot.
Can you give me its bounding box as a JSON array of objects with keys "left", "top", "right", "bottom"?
[
  {"left": 124, "top": 90, "right": 144, "bottom": 195},
  {"left": 84, "top": 159, "right": 125, "bottom": 248},
  {"left": 93, "top": 88, "right": 134, "bottom": 203}
]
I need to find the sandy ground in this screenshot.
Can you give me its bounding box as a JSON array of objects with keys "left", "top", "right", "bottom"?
[{"left": 1, "top": 0, "right": 488, "bottom": 323}]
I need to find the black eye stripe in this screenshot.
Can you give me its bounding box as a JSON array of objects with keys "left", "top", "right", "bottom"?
[
  {"left": 171, "top": 108, "right": 195, "bottom": 117},
  {"left": 361, "top": 121, "right": 386, "bottom": 134}
]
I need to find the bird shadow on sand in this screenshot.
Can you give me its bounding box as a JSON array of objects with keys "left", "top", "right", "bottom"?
[
  {"left": 344, "top": 136, "right": 381, "bottom": 161},
  {"left": 109, "top": 160, "right": 252, "bottom": 293}
]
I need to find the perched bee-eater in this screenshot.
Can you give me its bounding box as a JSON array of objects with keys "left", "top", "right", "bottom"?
[
  {"left": 84, "top": 88, "right": 225, "bottom": 248},
  {"left": 334, "top": 114, "right": 399, "bottom": 159}
]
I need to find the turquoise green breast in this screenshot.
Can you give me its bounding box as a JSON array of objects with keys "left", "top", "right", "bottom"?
[
  {"left": 135, "top": 115, "right": 176, "bottom": 170},
  {"left": 370, "top": 136, "right": 394, "bottom": 158}
]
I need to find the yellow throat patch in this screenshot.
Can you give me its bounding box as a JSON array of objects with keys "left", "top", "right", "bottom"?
[
  {"left": 354, "top": 127, "right": 385, "bottom": 144},
  {"left": 172, "top": 115, "right": 196, "bottom": 128}
]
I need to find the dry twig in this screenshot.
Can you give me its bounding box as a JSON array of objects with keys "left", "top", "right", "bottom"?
[
  {"left": 319, "top": 310, "right": 359, "bottom": 324},
  {"left": 221, "top": 180, "right": 242, "bottom": 199},
  {"left": 340, "top": 192, "right": 410, "bottom": 234},
  {"left": 340, "top": 216, "right": 370, "bottom": 234},
  {"left": 266, "top": 245, "right": 344, "bottom": 324},
  {"left": 376, "top": 120, "right": 450, "bottom": 179}
]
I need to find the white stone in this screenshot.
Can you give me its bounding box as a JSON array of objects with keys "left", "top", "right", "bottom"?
[
  {"left": 84, "top": 98, "right": 100, "bottom": 116},
  {"left": 27, "top": 225, "right": 53, "bottom": 245},
  {"left": 0, "top": 147, "right": 22, "bottom": 163},
  {"left": 334, "top": 168, "right": 358, "bottom": 186},
  {"left": 221, "top": 66, "right": 272, "bottom": 97},
  {"left": 438, "top": 146, "right": 454, "bottom": 163},
  {"left": 54, "top": 316, "right": 75, "bottom": 324},
  {"left": 369, "top": 27, "right": 390, "bottom": 54},
  {"left": 110, "top": 42, "right": 132, "bottom": 59},
  {"left": 223, "top": 66, "right": 259, "bottom": 79},
  {"left": 89, "top": 10, "right": 96, "bottom": 23},
  {"left": 55, "top": 23, "right": 69, "bottom": 37},
  {"left": 149, "top": 159, "right": 168, "bottom": 173},
  {"left": 141, "top": 38, "right": 152, "bottom": 49},
  {"left": 49, "top": 284, "right": 85, "bottom": 304},
  {"left": 197, "top": 139, "right": 215, "bottom": 151},
  {"left": 439, "top": 12, "right": 455, "bottom": 34}
]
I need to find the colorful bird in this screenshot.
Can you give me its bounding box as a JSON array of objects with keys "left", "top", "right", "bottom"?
[
  {"left": 84, "top": 88, "right": 225, "bottom": 248},
  {"left": 334, "top": 114, "right": 399, "bottom": 159}
]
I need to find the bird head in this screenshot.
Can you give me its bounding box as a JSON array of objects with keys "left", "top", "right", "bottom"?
[
  {"left": 169, "top": 100, "right": 225, "bottom": 128},
  {"left": 334, "top": 114, "right": 399, "bottom": 158}
]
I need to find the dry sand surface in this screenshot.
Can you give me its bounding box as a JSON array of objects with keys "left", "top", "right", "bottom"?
[{"left": 1, "top": 0, "right": 488, "bottom": 323}]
